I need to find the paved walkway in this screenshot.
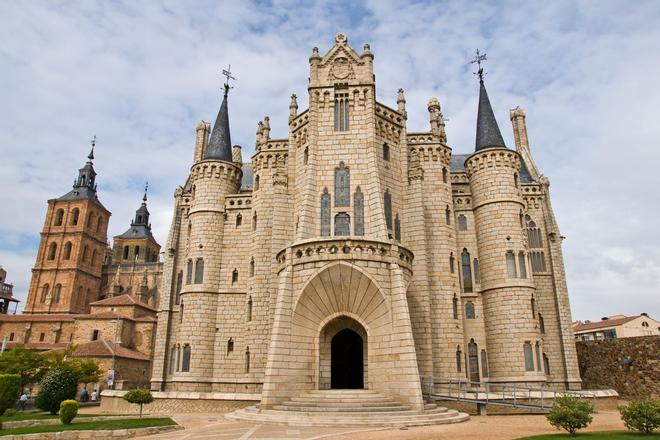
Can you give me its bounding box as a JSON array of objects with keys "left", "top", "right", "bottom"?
[{"left": 143, "top": 410, "right": 626, "bottom": 440}]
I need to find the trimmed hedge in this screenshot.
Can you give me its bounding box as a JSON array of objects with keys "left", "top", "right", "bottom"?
[
  {"left": 0, "top": 374, "right": 20, "bottom": 414},
  {"left": 59, "top": 399, "right": 78, "bottom": 425},
  {"left": 34, "top": 366, "right": 78, "bottom": 415}
]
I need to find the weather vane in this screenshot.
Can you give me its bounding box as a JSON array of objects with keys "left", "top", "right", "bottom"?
[
  {"left": 221, "top": 64, "right": 237, "bottom": 96},
  {"left": 88, "top": 134, "right": 96, "bottom": 161},
  {"left": 143, "top": 181, "right": 149, "bottom": 202},
  {"left": 469, "top": 49, "right": 487, "bottom": 82},
  {"left": 91, "top": 134, "right": 96, "bottom": 147}
]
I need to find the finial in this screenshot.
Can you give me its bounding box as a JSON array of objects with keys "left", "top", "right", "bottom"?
[
  {"left": 88, "top": 135, "right": 96, "bottom": 161},
  {"left": 143, "top": 181, "right": 148, "bottom": 202},
  {"left": 469, "top": 49, "right": 487, "bottom": 83},
  {"left": 221, "top": 64, "right": 237, "bottom": 97}
]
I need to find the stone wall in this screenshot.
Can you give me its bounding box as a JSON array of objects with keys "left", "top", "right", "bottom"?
[{"left": 576, "top": 336, "right": 660, "bottom": 399}]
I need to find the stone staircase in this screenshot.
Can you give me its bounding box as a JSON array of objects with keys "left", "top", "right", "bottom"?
[{"left": 225, "top": 389, "right": 469, "bottom": 427}]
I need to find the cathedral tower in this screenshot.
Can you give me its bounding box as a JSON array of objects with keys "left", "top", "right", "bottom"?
[
  {"left": 111, "top": 185, "right": 160, "bottom": 265},
  {"left": 24, "top": 142, "right": 110, "bottom": 314}
]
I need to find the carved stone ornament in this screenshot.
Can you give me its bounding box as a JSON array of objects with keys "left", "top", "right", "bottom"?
[{"left": 332, "top": 57, "right": 350, "bottom": 80}]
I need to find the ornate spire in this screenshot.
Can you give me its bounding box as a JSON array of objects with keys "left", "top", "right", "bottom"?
[
  {"left": 470, "top": 50, "right": 507, "bottom": 151},
  {"left": 88, "top": 135, "right": 96, "bottom": 161},
  {"left": 142, "top": 181, "right": 148, "bottom": 203},
  {"left": 204, "top": 66, "right": 235, "bottom": 161}
]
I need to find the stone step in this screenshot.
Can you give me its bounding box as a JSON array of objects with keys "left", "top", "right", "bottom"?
[
  {"left": 273, "top": 404, "right": 412, "bottom": 412},
  {"left": 286, "top": 398, "right": 402, "bottom": 406},
  {"left": 241, "top": 406, "right": 450, "bottom": 416}
]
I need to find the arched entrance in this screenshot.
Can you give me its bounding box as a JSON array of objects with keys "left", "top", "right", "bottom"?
[{"left": 331, "top": 328, "right": 364, "bottom": 389}]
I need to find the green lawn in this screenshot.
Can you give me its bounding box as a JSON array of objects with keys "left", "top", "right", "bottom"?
[
  {"left": 0, "top": 418, "right": 176, "bottom": 436},
  {"left": 0, "top": 412, "right": 100, "bottom": 423},
  {"left": 517, "top": 431, "right": 659, "bottom": 439}
]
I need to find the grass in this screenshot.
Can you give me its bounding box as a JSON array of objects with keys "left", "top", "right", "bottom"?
[
  {"left": 0, "top": 412, "right": 100, "bottom": 423},
  {"left": 517, "top": 431, "right": 660, "bottom": 439},
  {"left": 0, "top": 418, "right": 176, "bottom": 436}
]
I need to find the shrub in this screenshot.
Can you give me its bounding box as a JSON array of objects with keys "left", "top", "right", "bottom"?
[
  {"left": 619, "top": 399, "right": 660, "bottom": 434},
  {"left": 59, "top": 399, "right": 78, "bottom": 425},
  {"left": 0, "top": 374, "right": 21, "bottom": 414},
  {"left": 123, "top": 388, "right": 154, "bottom": 418},
  {"left": 546, "top": 394, "right": 593, "bottom": 436},
  {"left": 34, "top": 365, "right": 78, "bottom": 414},
  {"left": 3, "top": 408, "right": 17, "bottom": 417}
]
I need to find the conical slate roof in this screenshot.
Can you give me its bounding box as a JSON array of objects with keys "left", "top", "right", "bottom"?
[
  {"left": 205, "top": 90, "right": 233, "bottom": 161},
  {"left": 475, "top": 80, "right": 507, "bottom": 151}
]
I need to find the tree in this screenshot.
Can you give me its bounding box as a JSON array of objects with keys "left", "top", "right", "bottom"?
[
  {"left": 0, "top": 374, "right": 21, "bottom": 414},
  {"left": 0, "top": 346, "right": 48, "bottom": 391},
  {"left": 122, "top": 388, "right": 154, "bottom": 418},
  {"left": 34, "top": 365, "right": 78, "bottom": 414},
  {"left": 546, "top": 394, "right": 593, "bottom": 436},
  {"left": 68, "top": 359, "right": 102, "bottom": 386},
  {"left": 619, "top": 399, "right": 660, "bottom": 434}
]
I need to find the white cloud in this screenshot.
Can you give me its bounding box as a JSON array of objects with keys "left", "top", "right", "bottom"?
[{"left": 1, "top": 0, "right": 659, "bottom": 320}]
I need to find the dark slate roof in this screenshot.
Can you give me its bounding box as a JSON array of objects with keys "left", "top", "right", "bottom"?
[
  {"left": 205, "top": 92, "right": 233, "bottom": 161},
  {"left": 56, "top": 187, "right": 108, "bottom": 210},
  {"left": 241, "top": 162, "right": 253, "bottom": 190},
  {"left": 475, "top": 80, "right": 507, "bottom": 151},
  {"left": 115, "top": 225, "right": 156, "bottom": 241},
  {"left": 450, "top": 153, "right": 535, "bottom": 183}
]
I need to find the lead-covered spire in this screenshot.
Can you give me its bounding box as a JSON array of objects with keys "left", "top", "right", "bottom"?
[
  {"left": 204, "top": 66, "right": 236, "bottom": 162},
  {"left": 470, "top": 49, "right": 507, "bottom": 152}
]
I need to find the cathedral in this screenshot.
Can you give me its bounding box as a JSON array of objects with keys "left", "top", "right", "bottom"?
[{"left": 148, "top": 32, "right": 582, "bottom": 414}]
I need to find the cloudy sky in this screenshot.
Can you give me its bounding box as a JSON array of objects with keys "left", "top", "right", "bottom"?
[{"left": 1, "top": 0, "right": 658, "bottom": 321}]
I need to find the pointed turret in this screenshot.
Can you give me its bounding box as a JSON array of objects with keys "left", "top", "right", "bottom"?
[
  {"left": 57, "top": 137, "right": 104, "bottom": 206},
  {"left": 475, "top": 79, "right": 507, "bottom": 151},
  {"left": 204, "top": 84, "right": 233, "bottom": 162}
]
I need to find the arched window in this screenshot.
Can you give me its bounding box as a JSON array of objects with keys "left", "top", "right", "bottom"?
[
  {"left": 523, "top": 342, "right": 534, "bottom": 371},
  {"left": 543, "top": 353, "right": 551, "bottom": 375},
  {"left": 473, "top": 258, "right": 481, "bottom": 284},
  {"left": 303, "top": 147, "right": 308, "bottom": 165},
  {"left": 442, "top": 167, "right": 448, "bottom": 183},
  {"left": 538, "top": 313, "right": 545, "bottom": 334},
  {"left": 449, "top": 253, "right": 455, "bottom": 273},
  {"left": 465, "top": 301, "right": 475, "bottom": 319},
  {"left": 383, "top": 143, "right": 390, "bottom": 161},
  {"left": 191, "top": 185, "right": 196, "bottom": 200},
  {"left": 91, "top": 249, "right": 98, "bottom": 265},
  {"left": 40, "top": 284, "right": 50, "bottom": 302},
  {"left": 96, "top": 217, "right": 102, "bottom": 233},
  {"left": 334, "top": 162, "right": 350, "bottom": 207},
  {"left": 252, "top": 212, "right": 257, "bottom": 230},
  {"left": 82, "top": 245, "right": 89, "bottom": 262},
  {"left": 530, "top": 251, "right": 547, "bottom": 273},
  {"left": 53, "top": 284, "right": 61, "bottom": 303},
  {"left": 47, "top": 242, "right": 57, "bottom": 260},
  {"left": 247, "top": 296, "right": 253, "bottom": 322},
  {"left": 354, "top": 187, "right": 364, "bottom": 236},
  {"left": 86, "top": 211, "right": 95, "bottom": 228},
  {"left": 518, "top": 251, "right": 527, "bottom": 278},
  {"left": 452, "top": 294, "right": 458, "bottom": 319},
  {"left": 468, "top": 339, "right": 479, "bottom": 381},
  {"left": 54, "top": 209, "right": 64, "bottom": 226},
  {"left": 70, "top": 208, "right": 80, "bottom": 226},
  {"left": 384, "top": 190, "right": 392, "bottom": 230},
  {"left": 134, "top": 246, "right": 140, "bottom": 260},
  {"left": 169, "top": 346, "right": 176, "bottom": 374},
  {"left": 458, "top": 214, "right": 468, "bottom": 231},
  {"left": 232, "top": 269, "right": 239, "bottom": 284},
  {"left": 176, "top": 345, "right": 181, "bottom": 371},
  {"left": 535, "top": 341, "right": 542, "bottom": 372},
  {"left": 227, "top": 338, "right": 234, "bottom": 354},
  {"left": 445, "top": 205, "right": 451, "bottom": 225},
  {"left": 334, "top": 92, "right": 349, "bottom": 131},
  {"left": 181, "top": 344, "right": 191, "bottom": 372},
  {"left": 123, "top": 246, "right": 129, "bottom": 260},
  {"left": 236, "top": 213, "right": 242, "bottom": 227},
  {"left": 456, "top": 346, "right": 462, "bottom": 372},
  {"left": 481, "top": 350, "right": 489, "bottom": 377},
  {"left": 461, "top": 249, "right": 472, "bottom": 293},
  {"left": 254, "top": 174, "right": 260, "bottom": 191},
  {"left": 137, "top": 215, "right": 143, "bottom": 224},
  {"left": 245, "top": 347, "right": 251, "bottom": 373},
  {"left": 186, "top": 260, "right": 193, "bottom": 284},
  {"left": 249, "top": 258, "right": 255, "bottom": 277},
  {"left": 320, "top": 188, "right": 331, "bottom": 236},
  {"left": 334, "top": 213, "right": 350, "bottom": 235},
  {"left": 514, "top": 172, "right": 519, "bottom": 188},
  {"left": 63, "top": 242, "right": 72, "bottom": 260},
  {"left": 394, "top": 215, "right": 401, "bottom": 241},
  {"left": 525, "top": 215, "right": 543, "bottom": 248},
  {"left": 175, "top": 271, "right": 182, "bottom": 305},
  {"left": 194, "top": 258, "right": 204, "bottom": 284},
  {"left": 506, "top": 250, "right": 517, "bottom": 278}
]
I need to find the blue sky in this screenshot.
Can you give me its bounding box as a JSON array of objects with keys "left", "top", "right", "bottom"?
[{"left": 1, "top": 0, "right": 659, "bottom": 320}]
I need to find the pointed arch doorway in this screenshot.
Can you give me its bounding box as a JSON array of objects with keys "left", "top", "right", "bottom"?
[{"left": 319, "top": 315, "right": 367, "bottom": 390}]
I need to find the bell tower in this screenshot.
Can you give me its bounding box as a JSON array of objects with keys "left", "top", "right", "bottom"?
[{"left": 24, "top": 140, "right": 110, "bottom": 314}]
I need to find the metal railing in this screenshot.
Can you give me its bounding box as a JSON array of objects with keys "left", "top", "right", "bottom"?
[{"left": 420, "top": 376, "right": 597, "bottom": 413}]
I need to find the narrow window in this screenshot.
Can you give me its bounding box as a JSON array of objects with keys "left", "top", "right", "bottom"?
[
  {"left": 458, "top": 214, "right": 468, "bottom": 231},
  {"left": 191, "top": 185, "right": 196, "bottom": 200},
  {"left": 186, "top": 260, "right": 193, "bottom": 284},
  {"left": 523, "top": 342, "right": 534, "bottom": 371},
  {"left": 39, "top": 333, "right": 45, "bottom": 342},
  {"left": 383, "top": 143, "right": 390, "bottom": 161},
  {"left": 320, "top": 188, "right": 331, "bottom": 236},
  {"left": 481, "top": 350, "right": 489, "bottom": 377},
  {"left": 249, "top": 258, "right": 255, "bottom": 277},
  {"left": 394, "top": 215, "right": 401, "bottom": 241},
  {"left": 176, "top": 345, "right": 181, "bottom": 371},
  {"left": 539, "top": 313, "right": 546, "bottom": 334},
  {"left": 169, "top": 346, "right": 176, "bottom": 374},
  {"left": 181, "top": 344, "right": 191, "bottom": 372},
  {"left": 53, "top": 284, "right": 61, "bottom": 303},
  {"left": 86, "top": 212, "right": 95, "bottom": 228},
  {"left": 254, "top": 175, "right": 260, "bottom": 191},
  {"left": 456, "top": 346, "right": 462, "bottom": 372},
  {"left": 449, "top": 253, "right": 455, "bottom": 273},
  {"left": 303, "top": 147, "right": 308, "bottom": 165},
  {"left": 63, "top": 242, "right": 72, "bottom": 260},
  {"left": 519, "top": 210, "right": 524, "bottom": 229},
  {"left": 91, "top": 249, "right": 98, "bottom": 265},
  {"left": 70, "top": 208, "right": 80, "bottom": 226},
  {"left": 531, "top": 251, "right": 547, "bottom": 273},
  {"left": 334, "top": 162, "right": 350, "bottom": 207},
  {"left": 82, "top": 245, "right": 89, "bottom": 262},
  {"left": 531, "top": 296, "right": 536, "bottom": 318},
  {"left": 506, "top": 250, "right": 517, "bottom": 278},
  {"left": 47, "top": 242, "right": 57, "bottom": 260},
  {"left": 91, "top": 329, "right": 99, "bottom": 341},
  {"left": 543, "top": 353, "right": 551, "bottom": 375},
  {"left": 465, "top": 301, "right": 475, "bottom": 319},
  {"left": 236, "top": 213, "right": 242, "bottom": 227},
  {"left": 334, "top": 93, "right": 349, "bottom": 131},
  {"left": 535, "top": 342, "right": 542, "bottom": 372},
  {"left": 187, "top": 222, "right": 192, "bottom": 237},
  {"left": 514, "top": 172, "right": 519, "bottom": 188},
  {"left": 180, "top": 302, "right": 184, "bottom": 323},
  {"left": 123, "top": 246, "right": 129, "bottom": 260},
  {"left": 247, "top": 297, "right": 253, "bottom": 322},
  {"left": 445, "top": 205, "right": 451, "bottom": 225},
  {"left": 54, "top": 209, "right": 64, "bottom": 226},
  {"left": 468, "top": 339, "right": 479, "bottom": 381},
  {"left": 9, "top": 333, "right": 14, "bottom": 342},
  {"left": 384, "top": 190, "right": 392, "bottom": 229},
  {"left": 232, "top": 269, "right": 239, "bottom": 284},
  {"left": 334, "top": 213, "right": 350, "bottom": 236},
  {"left": 96, "top": 217, "right": 102, "bottom": 233},
  {"left": 525, "top": 215, "right": 543, "bottom": 248},
  {"left": 519, "top": 251, "right": 527, "bottom": 278},
  {"left": 175, "top": 271, "right": 182, "bottom": 305},
  {"left": 134, "top": 246, "right": 140, "bottom": 260},
  {"left": 245, "top": 347, "right": 251, "bottom": 373},
  {"left": 194, "top": 258, "right": 204, "bottom": 284},
  {"left": 227, "top": 338, "right": 234, "bottom": 354},
  {"left": 252, "top": 212, "right": 257, "bottom": 230},
  {"left": 461, "top": 249, "right": 473, "bottom": 293},
  {"left": 354, "top": 187, "right": 364, "bottom": 236},
  {"left": 473, "top": 258, "right": 481, "bottom": 284},
  {"left": 452, "top": 294, "right": 458, "bottom": 319},
  {"left": 442, "top": 167, "right": 448, "bottom": 183}
]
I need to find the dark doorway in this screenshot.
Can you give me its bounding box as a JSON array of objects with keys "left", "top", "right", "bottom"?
[
  {"left": 468, "top": 339, "right": 480, "bottom": 383},
  {"left": 331, "top": 328, "right": 364, "bottom": 389}
]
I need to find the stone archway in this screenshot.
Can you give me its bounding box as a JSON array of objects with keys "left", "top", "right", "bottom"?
[{"left": 319, "top": 316, "right": 367, "bottom": 390}]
